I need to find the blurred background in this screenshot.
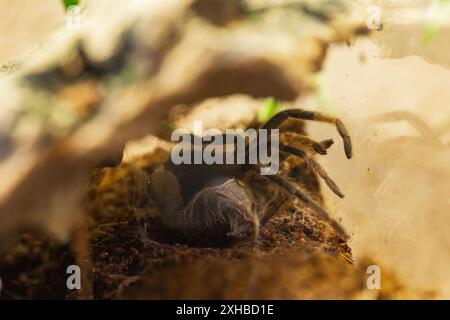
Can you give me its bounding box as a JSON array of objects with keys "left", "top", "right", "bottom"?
[{"left": 0, "top": 0, "right": 64, "bottom": 64}]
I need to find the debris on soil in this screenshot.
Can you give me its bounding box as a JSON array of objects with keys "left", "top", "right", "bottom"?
[
  {"left": 79, "top": 137, "right": 353, "bottom": 299},
  {"left": 0, "top": 235, "right": 75, "bottom": 299}
]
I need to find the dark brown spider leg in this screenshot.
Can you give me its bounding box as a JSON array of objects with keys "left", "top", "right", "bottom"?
[
  {"left": 262, "top": 109, "right": 353, "bottom": 159},
  {"left": 280, "top": 143, "right": 345, "bottom": 198},
  {"left": 259, "top": 188, "right": 289, "bottom": 226},
  {"left": 319, "top": 139, "right": 335, "bottom": 151},
  {"left": 281, "top": 132, "right": 335, "bottom": 155},
  {"left": 255, "top": 168, "right": 348, "bottom": 239}
]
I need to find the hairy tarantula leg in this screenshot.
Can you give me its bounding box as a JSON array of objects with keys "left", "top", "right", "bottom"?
[
  {"left": 282, "top": 132, "right": 335, "bottom": 155},
  {"left": 262, "top": 109, "right": 353, "bottom": 159},
  {"left": 280, "top": 143, "right": 345, "bottom": 198},
  {"left": 319, "top": 139, "right": 335, "bottom": 152},
  {"left": 264, "top": 172, "right": 348, "bottom": 239},
  {"left": 259, "top": 189, "right": 289, "bottom": 226}
]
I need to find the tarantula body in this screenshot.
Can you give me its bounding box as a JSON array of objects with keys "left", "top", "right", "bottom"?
[
  {"left": 151, "top": 162, "right": 256, "bottom": 245},
  {"left": 150, "top": 109, "right": 353, "bottom": 246}
]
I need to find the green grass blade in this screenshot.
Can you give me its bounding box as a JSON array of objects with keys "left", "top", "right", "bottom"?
[
  {"left": 258, "top": 97, "right": 279, "bottom": 123},
  {"left": 62, "top": 0, "right": 80, "bottom": 10}
]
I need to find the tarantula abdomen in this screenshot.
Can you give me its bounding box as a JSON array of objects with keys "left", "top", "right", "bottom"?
[
  {"left": 150, "top": 165, "right": 258, "bottom": 246},
  {"left": 182, "top": 177, "right": 259, "bottom": 246}
]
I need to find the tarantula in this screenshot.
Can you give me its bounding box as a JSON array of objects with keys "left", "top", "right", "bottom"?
[{"left": 150, "top": 109, "right": 352, "bottom": 246}]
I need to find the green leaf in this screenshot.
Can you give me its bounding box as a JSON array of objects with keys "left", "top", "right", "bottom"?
[
  {"left": 62, "top": 0, "right": 80, "bottom": 10},
  {"left": 421, "top": 0, "right": 450, "bottom": 46},
  {"left": 421, "top": 21, "right": 440, "bottom": 46},
  {"left": 258, "top": 97, "right": 279, "bottom": 123}
]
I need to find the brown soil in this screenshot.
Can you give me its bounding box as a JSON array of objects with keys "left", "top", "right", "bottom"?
[{"left": 83, "top": 138, "right": 353, "bottom": 299}]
